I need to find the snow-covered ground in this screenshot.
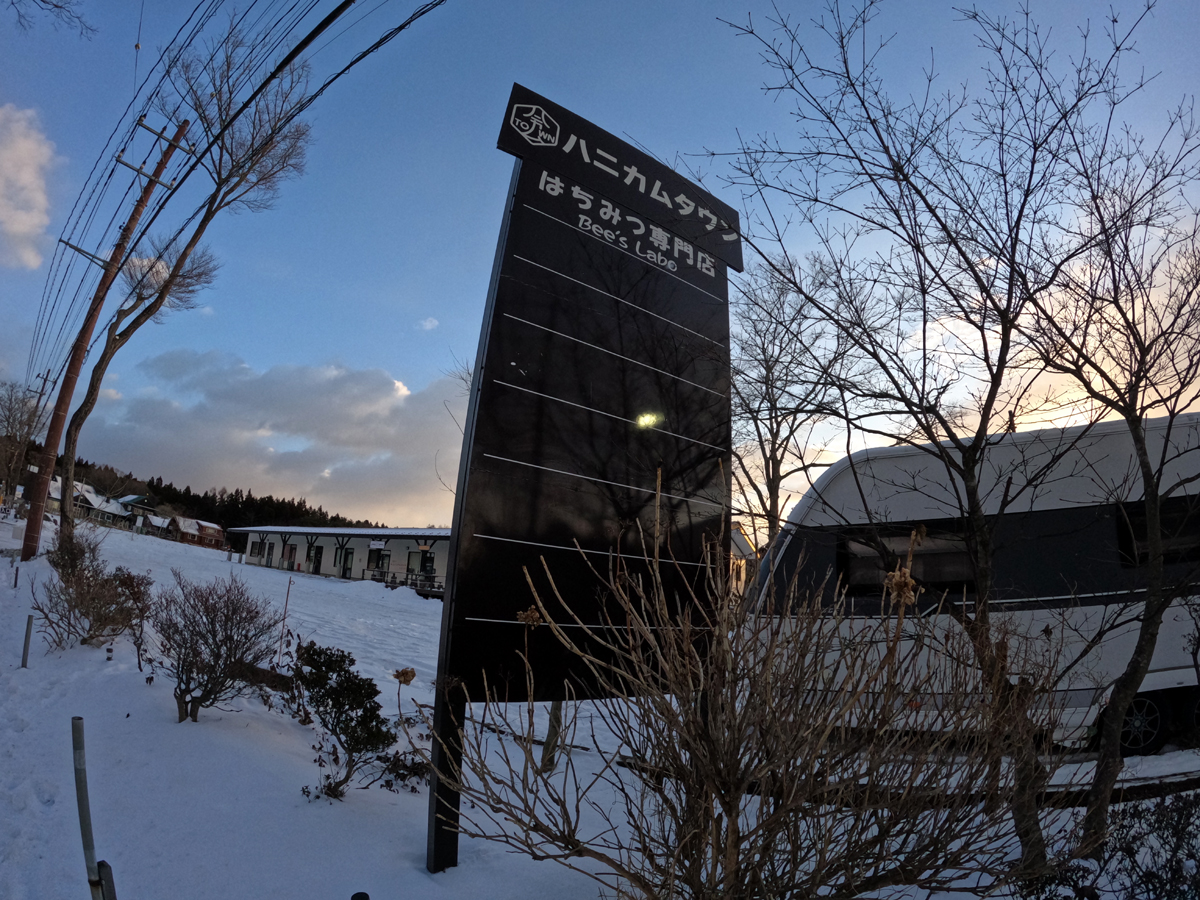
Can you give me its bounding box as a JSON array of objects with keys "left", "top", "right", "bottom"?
[
  {"left": 0, "top": 523, "right": 595, "bottom": 900},
  {"left": 6, "top": 521, "right": 1200, "bottom": 899}
]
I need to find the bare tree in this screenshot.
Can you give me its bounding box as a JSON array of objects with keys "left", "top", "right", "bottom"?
[
  {"left": 1020, "top": 93, "right": 1200, "bottom": 853},
  {"left": 423, "top": 538, "right": 1077, "bottom": 899},
  {"left": 0, "top": 379, "right": 49, "bottom": 506},
  {"left": 57, "top": 17, "right": 308, "bottom": 545},
  {"left": 723, "top": 0, "right": 1164, "bottom": 872},
  {"left": 6, "top": 0, "right": 92, "bottom": 36},
  {"left": 731, "top": 260, "right": 844, "bottom": 545}
]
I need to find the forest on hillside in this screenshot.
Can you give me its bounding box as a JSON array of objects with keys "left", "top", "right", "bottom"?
[{"left": 14, "top": 442, "right": 387, "bottom": 551}]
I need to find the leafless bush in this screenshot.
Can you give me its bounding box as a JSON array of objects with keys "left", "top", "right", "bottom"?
[
  {"left": 424, "top": 544, "right": 1078, "bottom": 899},
  {"left": 32, "top": 528, "right": 153, "bottom": 650},
  {"left": 1014, "top": 791, "right": 1200, "bottom": 900},
  {"left": 151, "top": 570, "right": 282, "bottom": 723}
]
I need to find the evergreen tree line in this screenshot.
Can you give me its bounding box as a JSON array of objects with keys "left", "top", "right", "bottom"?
[
  {"left": 14, "top": 439, "right": 382, "bottom": 552},
  {"left": 146, "top": 478, "right": 383, "bottom": 552}
]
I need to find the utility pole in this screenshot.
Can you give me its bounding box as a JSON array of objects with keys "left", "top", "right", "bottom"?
[{"left": 21, "top": 118, "right": 190, "bottom": 561}]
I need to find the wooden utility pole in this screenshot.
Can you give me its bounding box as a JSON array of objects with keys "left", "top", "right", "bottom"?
[{"left": 21, "top": 119, "right": 189, "bottom": 561}]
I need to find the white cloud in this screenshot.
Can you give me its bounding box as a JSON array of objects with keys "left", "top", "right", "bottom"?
[
  {"left": 198, "top": 306, "right": 215, "bottom": 316},
  {"left": 77, "top": 351, "right": 466, "bottom": 526},
  {"left": 418, "top": 317, "right": 439, "bottom": 331},
  {"left": 99, "top": 388, "right": 122, "bottom": 401},
  {"left": 0, "top": 105, "right": 55, "bottom": 269}
]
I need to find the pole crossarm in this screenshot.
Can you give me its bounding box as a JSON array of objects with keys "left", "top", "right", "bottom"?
[{"left": 58, "top": 240, "right": 111, "bottom": 270}]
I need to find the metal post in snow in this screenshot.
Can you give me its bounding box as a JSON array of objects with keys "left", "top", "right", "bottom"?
[
  {"left": 21, "top": 614, "right": 33, "bottom": 668},
  {"left": 72, "top": 717, "right": 105, "bottom": 900},
  {"left": 277, "top": 577, "right": 293, "bottom": 665}
]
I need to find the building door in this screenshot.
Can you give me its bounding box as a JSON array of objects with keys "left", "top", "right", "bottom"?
[
  {"left": 266, "top": 542, "right": 275, "bottom": 567},
  {"left": 341, "top": 547, "right": 354, "bottom": 579},
  {"left": 311, "top": 545, "right": 323, "bottom": 575},
  {"left": 408, "top": 549, "right": 435, "bottom": 585}
]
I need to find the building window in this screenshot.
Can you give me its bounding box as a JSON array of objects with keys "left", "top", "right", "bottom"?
[
  {"left": 840, "top": 530, "right": 974, "bottom": 596},
  {"left": 367, "top": 548, "right": 391, "bottom": 571},
  {"left": 1118, "top": 496, "right": 1200, "bottom": 567}
]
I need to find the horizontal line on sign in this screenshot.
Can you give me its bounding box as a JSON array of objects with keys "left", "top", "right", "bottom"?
[
  {"left": 493, "top": 380, "right": 727, "bottom": 452},
  {"left": 522, "top": 203, "right": 727, "bottom": 305},
  {"left": 501, "top": 313, "right": 722, "bottom": 397},
  {"left": 464, "top": 617, "right": 600, "bottom": 627},
  {"left": 463, "top": 617, "right": 687, "bottom": 628},
  {"left": 471, "top": 532, "right": 706, "bottom": 567},
  {"left": 510, "top": 254, "right": 722, "bottom": 347},
  {"left": 481, "top": 453, "right": 725, "bottom": 510}
]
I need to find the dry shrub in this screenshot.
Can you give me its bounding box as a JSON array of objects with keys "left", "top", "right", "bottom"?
[
  {"left": 151, "top": 569, "right": 282, "bottom": 723},
  {"left": 32, "top": 528, "right": 153, "bottom": 650},
  {"left": 425, "top": 547, "right": 1079, "bottom": 899},
  {"left": 1016, "top": 791, "right": 1200, "bottom": 900}
]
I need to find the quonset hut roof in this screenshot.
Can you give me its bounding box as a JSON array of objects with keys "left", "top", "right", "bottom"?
[{"left": 786, "top": 413, "right": 1200, "bottom": 529}]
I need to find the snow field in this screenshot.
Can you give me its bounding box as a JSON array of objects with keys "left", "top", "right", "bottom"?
[
  {"left": 7, "top": 523, "right": 1200, "bottom": 898},
  {"left": 0, "top": 525, "right": 596, "bottom": 899}
]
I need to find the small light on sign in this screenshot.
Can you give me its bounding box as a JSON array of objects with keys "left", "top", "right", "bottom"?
[{"left": 635, "top": 412, "right": 662, "bottom": 429}]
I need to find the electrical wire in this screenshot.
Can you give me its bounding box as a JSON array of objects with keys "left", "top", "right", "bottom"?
[{"left": 26, "top": 0, "right": 449, "bottom": 402}]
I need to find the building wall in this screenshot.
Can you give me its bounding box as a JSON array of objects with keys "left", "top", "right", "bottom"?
[{"left": 243, "top": 534, "right": 449, "bottom": 585}]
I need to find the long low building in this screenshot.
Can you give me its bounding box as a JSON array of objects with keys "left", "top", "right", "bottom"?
[{"left": 227, "top": 526, "right": 450, "bottom": 598}]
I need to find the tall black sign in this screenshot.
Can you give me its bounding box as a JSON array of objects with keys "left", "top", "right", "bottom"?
[{"left": 428, "top": 86, "right": 740, "bottom": 871}]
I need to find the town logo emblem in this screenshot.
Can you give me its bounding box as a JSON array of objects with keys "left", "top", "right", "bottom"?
[{"left": 510, "top": 104, "right": 559, "bottom": 147}]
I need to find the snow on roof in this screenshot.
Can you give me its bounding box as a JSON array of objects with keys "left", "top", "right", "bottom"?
[
  {"left": 196, "top": 520, "right": 223, "bottom": 532},
  {"left": 147, "top": 515, "right": 170, "bottom": 528},
  {"left": 226, "top": 525, "right": 450, "bottom": 539},
  {"left": 49, "top": 478, "right": 126, "bottom": 516},
  {"left": 173, "top": 517, "right": 200, "bottom": 534},
  {"left": 77, "top": 487, "right": 127, "bottom": 517}
]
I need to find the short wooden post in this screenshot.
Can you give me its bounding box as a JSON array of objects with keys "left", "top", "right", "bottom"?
[
  {"left": 13, "top": 565, "right": 17, "bottom": 589},
  {"left": 539, "top": 699, "right": 563, "bottom": 773},
  {"left": 21, "top": 614, "right": 33, "bottom": 668}
]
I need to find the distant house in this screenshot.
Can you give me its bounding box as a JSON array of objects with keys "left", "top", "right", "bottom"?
[
  {"left": 119, "top": 494, "right": 158, "bottom": 518},
  {"left": 144, "top": 514, "right": 171, "bottom": 538},
  {"left": 131, "top": 513, "right": 172, "bottom": 538},
  {"left": 46, "top": 477, "right": 132, "bottom": 528},
  {"left": 72, "top": 484, "right": 132, "bottom": 528},
  {"left": 228, "top": 525, "right": 451, "bottom": 598},
  {"left": 119, "top": 495, "right": 172, "bottom": 538},
  {"left": 170, "top": 516, "right": 225, "bottom": 549},
  {"left": 46, "top": 477, "right": 66, "bottom": 514}
]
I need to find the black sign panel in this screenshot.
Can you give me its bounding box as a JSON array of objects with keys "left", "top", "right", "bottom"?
[
  {"left": 436, "top": 86, "right": 738, "bottom": 703},
  {"left": 499, "top": 84, "right": 743, "bottom": 271}
]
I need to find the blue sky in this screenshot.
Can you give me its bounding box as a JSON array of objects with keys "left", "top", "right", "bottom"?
[{"left": 2, "top": 0, "right": 1197, "bottom": 524}]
